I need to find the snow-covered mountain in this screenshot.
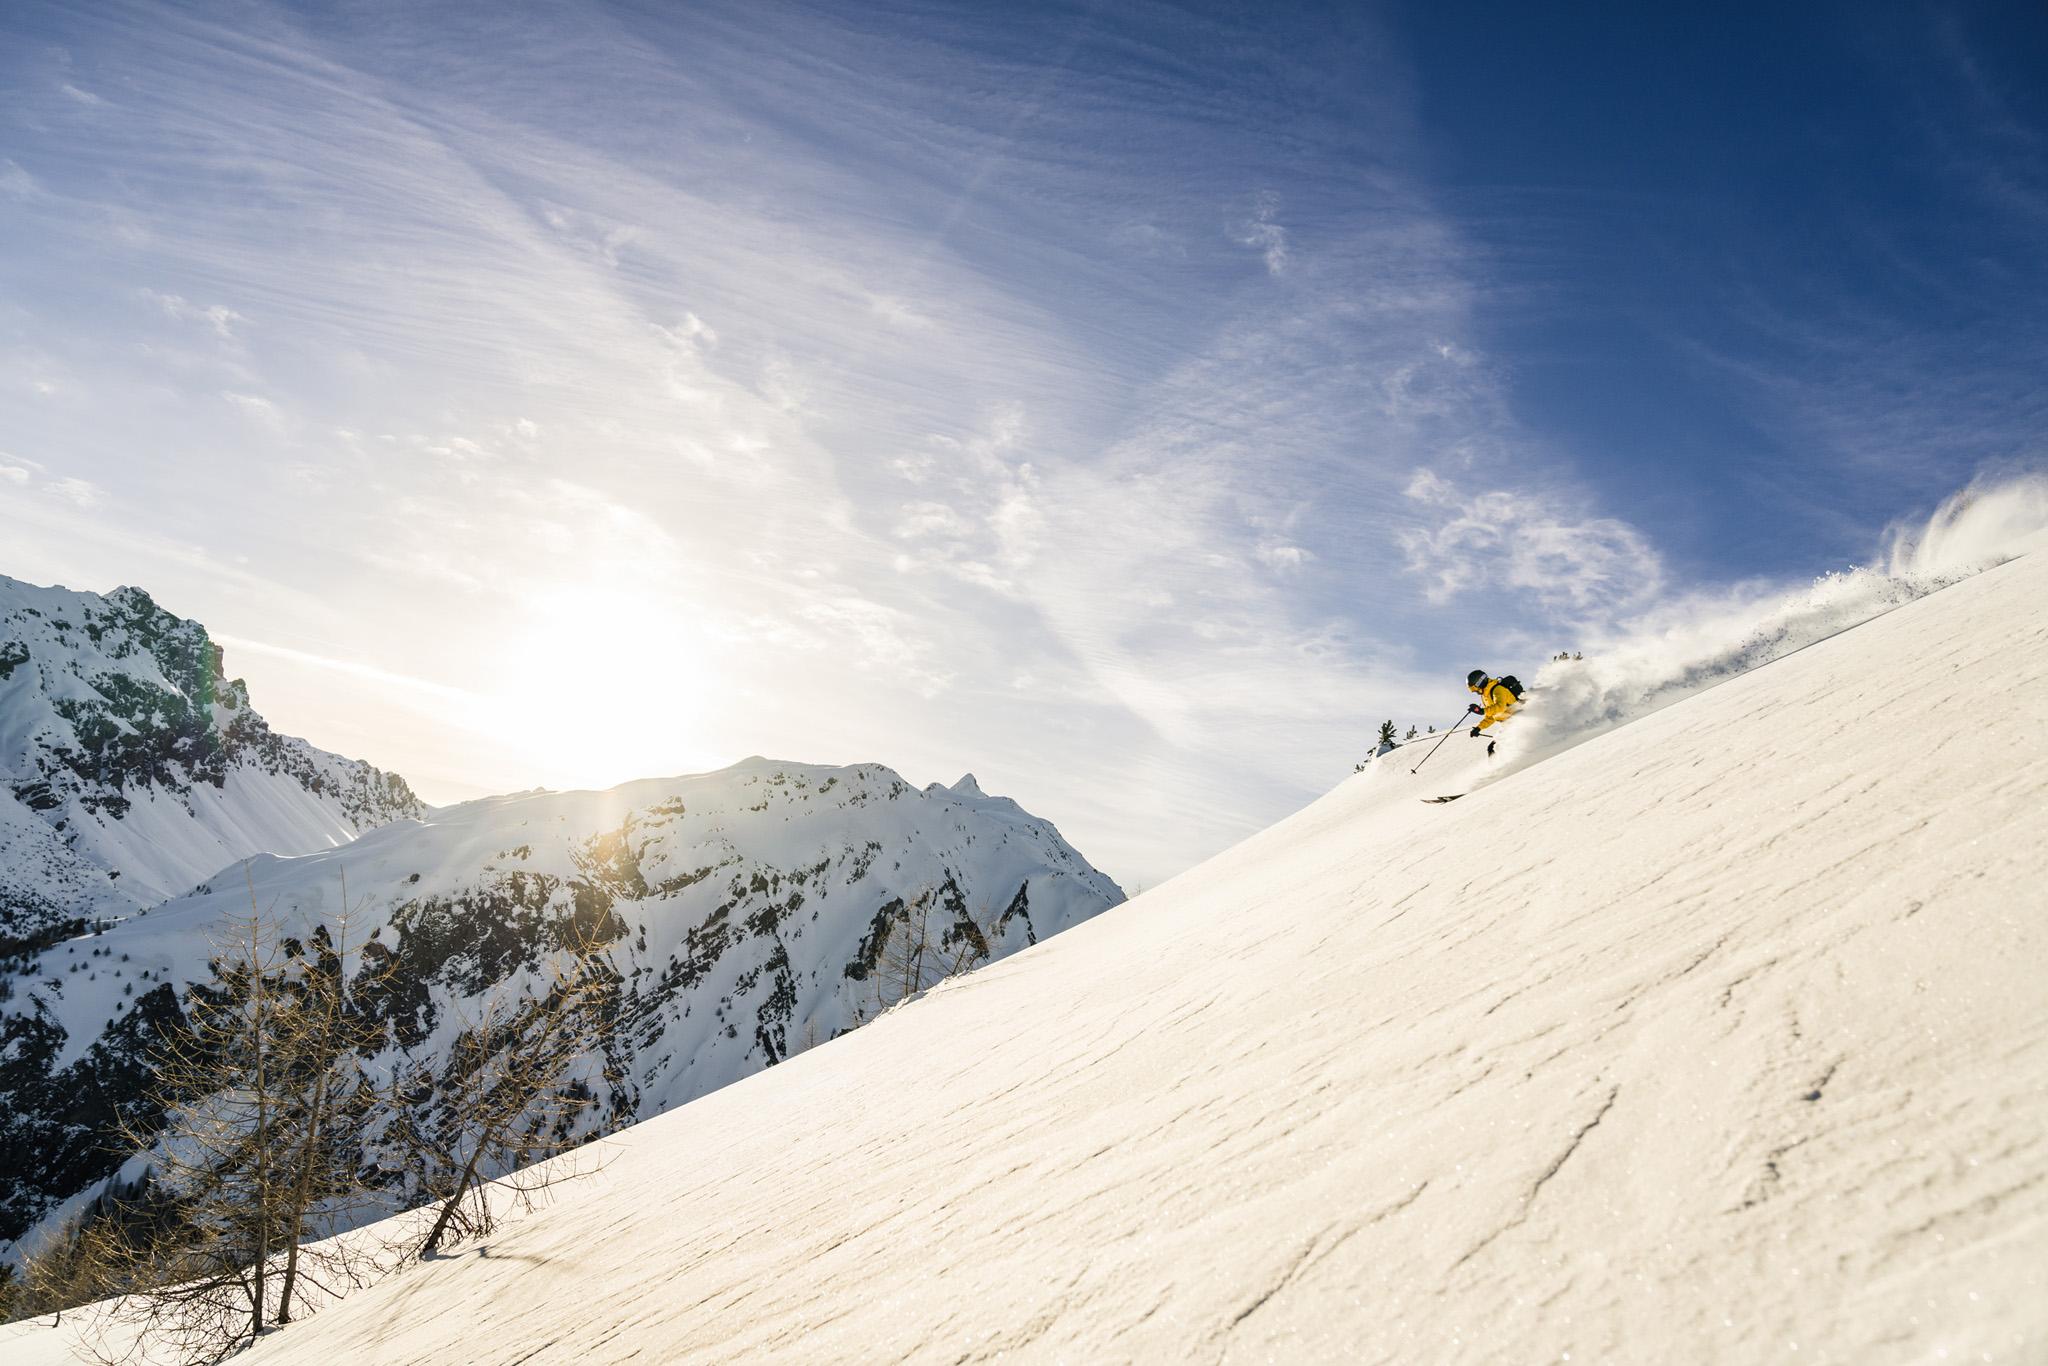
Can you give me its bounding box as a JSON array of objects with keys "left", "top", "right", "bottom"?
[
  {"left": 0, "top": 575, "right": 423, "bottom": 952},
  {"left": 0, "top": 755, "right": 1124, "bottom": 1257},
  {"left": 13, "top": 535, "right": 2040, "bottom": 1362}
]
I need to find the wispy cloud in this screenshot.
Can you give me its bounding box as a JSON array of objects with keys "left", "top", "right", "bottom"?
[
  {"left": 222, "top": 390, "right": 291, "bottom": 436},
  {"left": 0, "top": 158, "right": 38, "bottom": 197},
  {"left": 0, "top": 452, "right": 100, "bottom": 507},
  {"left": 1397, "top": 469, "right": 1664, "bottom": 619},
  {"left": 1229, "top": 190, "right": 1290, "bottom": 276},
  {"left": 213, "top": 634, "right": 480, "bottom": 704},
  {"left": 1256, "top": 543, "right": 1311, "bottom": 572},
  {"left": 0, "top": 0, "right": 1672, "bottom": 883},
  {"left": 44, "top": 477, "right": 102, "bottom": 508},
  {"left": 143, "top": 289, "right": 246, "bottom": 338}
]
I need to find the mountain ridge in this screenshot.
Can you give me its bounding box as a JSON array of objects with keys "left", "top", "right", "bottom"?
[
  {"left": 0, "top": 752, "right": 1125, "bottom": 1257},
  {"left": 0, "top": 574, "right": 424, "bottom": 952}
]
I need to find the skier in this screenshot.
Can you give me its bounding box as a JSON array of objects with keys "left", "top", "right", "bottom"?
[{"left": 1465, "top": 669, "right": 1522, "bottom": 740}]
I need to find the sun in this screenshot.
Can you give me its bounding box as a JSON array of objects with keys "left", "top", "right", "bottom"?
[{"left": 476, "top": 582, "right": 724, "bottom": 792}]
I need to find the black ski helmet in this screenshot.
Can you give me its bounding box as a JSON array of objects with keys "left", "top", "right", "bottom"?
[{"left": 1466, "top": 669, "right": 1488, "bottom": 689}]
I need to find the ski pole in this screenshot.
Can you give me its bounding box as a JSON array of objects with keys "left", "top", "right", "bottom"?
[{"left": 1409, "top": 707, "right": 1477, "bottom": 774}]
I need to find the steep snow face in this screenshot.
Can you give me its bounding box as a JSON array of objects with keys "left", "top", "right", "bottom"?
[
  {"left": 21, "top": 547, "right": 2032, "bottom": 1364},
  {"left": 0, "top": 576, "right": 424, "bottom": 949},
  {"left": 0, "top": 758, "right": 1123, "bottom": 1253}
]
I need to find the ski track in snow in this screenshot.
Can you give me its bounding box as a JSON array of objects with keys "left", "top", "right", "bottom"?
[{"left": 10, "top": 552, "right": 2048, "bottom": 1363}]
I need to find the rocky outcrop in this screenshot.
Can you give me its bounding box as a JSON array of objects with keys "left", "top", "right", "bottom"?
[{"left": 0, "top": 575, "right": 424, "bottom": 953}]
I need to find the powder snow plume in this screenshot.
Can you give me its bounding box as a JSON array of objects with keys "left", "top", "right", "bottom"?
[{"left": 1501, "top": 474, "right": 2048, "bottom": 768}]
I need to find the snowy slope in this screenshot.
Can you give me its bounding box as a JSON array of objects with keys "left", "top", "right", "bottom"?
[
  {"left": 0, "top": 575, "right": 423, "bottom": 947},
  {"left": 0, "top": 758, "right": 1123, "bottom": 1256},
  {"left": 15, "top": 541, "right": 2039, "bottom": 1363}
]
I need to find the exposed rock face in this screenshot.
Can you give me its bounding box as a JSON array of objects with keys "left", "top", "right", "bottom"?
[{"left": 0, "top": 575, "right": 424, "bottom": 953}]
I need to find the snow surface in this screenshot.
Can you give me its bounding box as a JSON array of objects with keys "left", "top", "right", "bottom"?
[{"left": 13, "top": 524, "right": 2043, "bottom": 1362}]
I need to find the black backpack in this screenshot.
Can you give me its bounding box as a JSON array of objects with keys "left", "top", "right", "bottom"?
[{"left": 1497, "top": 674, "right": 1525, "bottom": 701}]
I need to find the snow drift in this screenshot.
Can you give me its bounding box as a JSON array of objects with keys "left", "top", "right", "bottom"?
[{"left": 13, "top": 508, "right": 2041, "bottom": 1362}]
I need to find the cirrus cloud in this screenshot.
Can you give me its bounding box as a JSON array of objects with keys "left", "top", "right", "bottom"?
[{"left": 1398, "top": 468, "right": 1664, "bottom": 620}]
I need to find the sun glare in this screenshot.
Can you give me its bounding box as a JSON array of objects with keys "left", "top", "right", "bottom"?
[{"left": 475, "top": 584, "right": 723, "bottom": 792}]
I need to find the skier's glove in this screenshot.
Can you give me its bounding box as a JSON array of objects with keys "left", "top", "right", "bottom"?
[
  {"left": 1469, "top": 726, "right": 1482, "bottom": 738},
  {"left": 1466, "top": 703, "right": 1482, "bottom": 715}
]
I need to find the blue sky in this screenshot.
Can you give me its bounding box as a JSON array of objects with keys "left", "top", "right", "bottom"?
[{"left": 2, "top": 1, "right": 2043, "bottom": 887}]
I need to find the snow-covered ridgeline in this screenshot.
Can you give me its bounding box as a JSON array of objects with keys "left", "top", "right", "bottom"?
[
  {"left": 0, "top": 575, "right": 423, "bottom": 949},
  {"left": 0, "top": 757, "right": 1124, "bottom": 1259}
]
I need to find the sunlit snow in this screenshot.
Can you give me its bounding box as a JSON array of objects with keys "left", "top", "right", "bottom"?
[{"left": 13, "top": 505, "right": 2042, "bottom": 1364}]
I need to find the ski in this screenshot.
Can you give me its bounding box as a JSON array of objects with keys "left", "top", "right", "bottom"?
[{"left": 1422, "top": 794, "right": 1464, "bottom": 804}]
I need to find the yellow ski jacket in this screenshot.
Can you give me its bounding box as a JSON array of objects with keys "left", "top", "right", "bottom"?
[{"left": 1471, "top": 677, "right": 1519, "bottom": 732}]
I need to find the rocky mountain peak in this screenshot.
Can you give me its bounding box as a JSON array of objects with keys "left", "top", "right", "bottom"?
[{"left": 0, "top": 574, "right": 423, "bottom": 951}]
